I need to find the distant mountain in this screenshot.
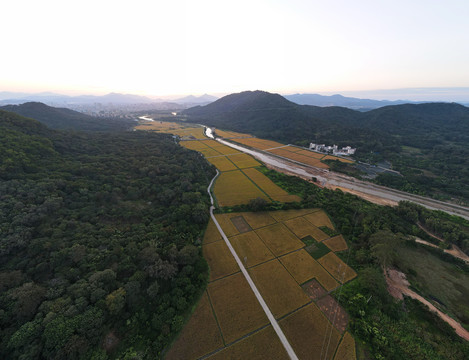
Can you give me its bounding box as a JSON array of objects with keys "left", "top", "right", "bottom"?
[
  {"left": 285, "top": 93, "right": 414, "bottom": 110},
  {"left": 0, "top": 92, "right": 155, "bottom": 105},
  {"left": 173, "top": 94, "right": 218, "bottom": 104},
  {"left": 0, "top": 102, "right": 133, "bottom": 131}
]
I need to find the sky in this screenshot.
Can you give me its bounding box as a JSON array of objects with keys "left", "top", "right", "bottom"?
[{"left": 2, "top": 0, "right": 469, "bottom": 99}]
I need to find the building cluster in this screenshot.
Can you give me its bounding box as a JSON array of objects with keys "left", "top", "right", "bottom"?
[{"left": 309, "top": 143, "right": 356, "bottom": 156}]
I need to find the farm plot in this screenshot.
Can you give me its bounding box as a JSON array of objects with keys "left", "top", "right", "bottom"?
[
  {"left": 164, "top": 292, "right": 223, "bottom": 360},
  {"left": 206, "top": 326, "right": 289, "bottom": 360},
  {"left": 296, "top": 149, "right": 325, "bottom": 159},
  {"left": 334, "top": 332, "right": 356, "bottom": 360},
  {"left": 280, "top": 250, "right": 339, "bottom": 291},
  {"left": 318, "top": 252, "right": 357, "bottom": 283},
  {"left": 213, "top": 213, "right": 242, "bottom": 237},
  {"left": 227, "top": 153, "right": 261, "bottom": 169},
  {"left": 214, "top": 129, "right": 253, "bottom": 139},
  {"left": 241, "top": 212, "right": 277, "bottom": 229},
  {"left": 323, "top": 235, "right": 348, "bottom": 252},
  {"left": 284, "top": 216, "right": 328, "bottom": 240},
  {"left": 209, "top": 144, "right": 241, "bottom": 155},
  {"left": 303, "top": 210, "right": 335, "bottom": 229},
  {"left": 268, "top": 208, "right": 318, "bottom": 222},
  {"left": 208, "top": 272, "right": 269, "bottom": 344},
  {"left": 232, "top": 138, "right": 284, "bottom": 150},
  {"left": 242, "top": 168, "right": 301, "bottom": 202},
  {"left": 206, "top": 156, "right": 237, "bottom": 171},
  {"left": 279, "top": 304, "right": 341, "bottom": 360},
  {"left": 229, "top": 231, "right": 275, "bottom": 268},
  {"left": 316, "top": 295, "right": 349, "bottom": 333},
  {"left": 248, "top": 260, "right": 310, "bottom": 318},
  {"left": 213, "top": 170, "right": 270, "bottom": 207},
  {"left": 255, "top": 223, "right": 304, "bottom": 256},
  {"left": 323, "top": 155, "right": 354, "bottom": 163},
  {"left": 203, "top": 240, "right": 240, "bottom": 281},
  {"left": 203, "top": 218, "right": 223, "bottom": 245},
  {"left": 198, "top": 147, "right": 222, "bottom": 157},
  {"left": 180, "top": 140, "right": 209, "bottom": 151}
]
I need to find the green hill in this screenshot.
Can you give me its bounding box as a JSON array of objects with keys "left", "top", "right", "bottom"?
[
  {"left": 184, "top": 91, "right": 469, "bottom": 203},
  {"left": 1, "top": 102, "right": 133, "bottom": 131}
]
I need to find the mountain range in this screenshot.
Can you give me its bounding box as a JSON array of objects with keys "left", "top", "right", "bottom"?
[
  {"left": 0, "top": 92, "right": 218, "bottom": 106},
  {"left": 284, "top": 93, "right": 418, "bottom": 110}
]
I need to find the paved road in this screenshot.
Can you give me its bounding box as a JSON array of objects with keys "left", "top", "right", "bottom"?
[
  {"left": 206, "top": 171, "right": 299, "bottom": 360},
  {"left": 217, "top": 139, "right": 469, "bottom": 220}
]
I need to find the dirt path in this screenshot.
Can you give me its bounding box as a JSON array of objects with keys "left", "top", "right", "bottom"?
[
  {"left": 417, "top": 223, "right": 446, "bottom": 242},
  {"left": 386, "top": 269, "right": 469, "bottom": 341}
]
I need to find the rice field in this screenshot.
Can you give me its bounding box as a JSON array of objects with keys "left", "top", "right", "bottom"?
[
  {"left": 255, "top": 223, "right": 305, "bottom": 256},
  {"left": 232, "top": 138, "right": 285, "bottom": 150},
  {"left": 206, "top": 156, "right": 238, "bottom": 171},
  {"left": 203, "top": 240, "right": 240, "bottom": 281},
  {"left": 206, "top": 326, "right": 289, "bottom": 360},
  {"left": 208, "top": 273, "right": 269, "bottom": 344},
  {"left": 242, "top": 168, "right": 301, "bottom": 202},
  {"left": 268, "top": 208, "right": 318, "bottom": 222},
  {"left": 213, "top": 213, "right": 242, "bottom": 237},
  {"left": 279, "top": 304, "right": 341, "bottom": 360},
  {"left": 303, "top": 210, "right": 335, "bottom": 229},
  {"left": 226, "top": 153, "right": 261, "bottom": 169},
  {"left": 280, "top": 249, "right": 339, "bottom": 290},
  {"left": 213, "top": 129, "right": 254, "bottom": 139},
  {"left": 284, "top": 216, "right": 327, "bottom": 240},
  {"left": 203, "top": 218, "right": 222, "bottom": 245},
  {"left": 164, "top": 292, "right": 224, "bottom": 360},
  {"left": 323, "top": 235, "right": 348, "bottom": 252},
  {"left": 318, "top": 252, "right": 357, "bottom": 283},
  {"left": 334, "top": 332, "right": 356, "bottom": 360},
  {"left": 229, "top": 231, "right": 275, "bottom": 268},
  {"left": 248, "top": 260, "right": 310, "bottom": 318},
  {"left": 241, "top": 212, "right": 277, "bottom": 229},
  {"left": 213, "top": 170, "right": 270, "bottom": 207}
]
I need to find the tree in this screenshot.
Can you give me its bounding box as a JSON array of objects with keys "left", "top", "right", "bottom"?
[
  {"left": 369, "top": 230, "right": 404, "bottom": 269},
  {"left": 106, "top": 288, "right": 126, "bottom": 315}
]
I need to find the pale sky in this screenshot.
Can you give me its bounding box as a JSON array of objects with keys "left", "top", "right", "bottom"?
[{"left": 1, "top": 0, "right": 469, "bottom": 97}]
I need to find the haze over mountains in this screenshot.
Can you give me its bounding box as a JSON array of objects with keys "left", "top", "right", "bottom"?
[{"left": 0, "top": 92, "right": 218, "bottom": 106}]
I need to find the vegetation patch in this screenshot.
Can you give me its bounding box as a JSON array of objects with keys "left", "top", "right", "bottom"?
[
  {"left": 255, "top": 223, "right": 305, "bottom": 256},
  {"left": 203, "top": 241, "right": 240, "bottom": 281},
  {"left": 208, "top": 273, "right": 269, "bottom": 344},
  {"left": 248, "top": 260, "right": 310, "bottom": 318},
  {"left": 305, "top": 239, "right": 331, "bottom": 259},
  {"left": 206, "top": 325, "right": 289, "bottom": 360},
  {"left": 318, "top": 253, "right": 357, "bottom": 283},
  {"left": 229, "top": 231, "right": 275, "bottom": 268},
  {"left": 165, "top": 292, "right": 224, "bottom": 360},
  {"left": 279, "top": 303, "right": 341, "bottom": 360}
]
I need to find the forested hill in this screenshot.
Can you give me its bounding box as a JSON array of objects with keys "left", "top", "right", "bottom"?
[
  {"left": 184, "top": 91, "right": 469, "bottom": 202},
  {"left": 0, "top": 110, "right": 216, "bottom": 358},
  {"left": 0, "top": 102, "right": 134, "bottom": 131}
]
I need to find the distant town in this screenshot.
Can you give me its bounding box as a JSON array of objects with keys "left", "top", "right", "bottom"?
[{"left": 309, "top": 143, "right": 356, "bottom": 156}]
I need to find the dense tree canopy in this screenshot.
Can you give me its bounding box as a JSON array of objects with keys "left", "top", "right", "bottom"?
[{"left": 0, "top": 110, "right": 215, "bottom": 359}]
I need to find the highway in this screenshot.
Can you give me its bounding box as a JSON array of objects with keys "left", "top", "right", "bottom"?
[{"left": 216, "top": 139, "right": 469, "bottom": 220}]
